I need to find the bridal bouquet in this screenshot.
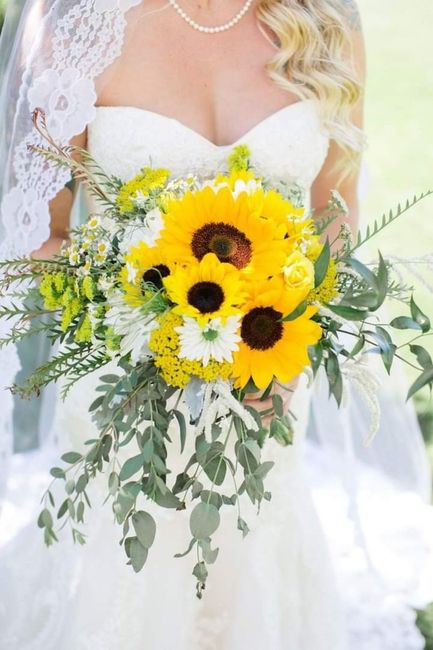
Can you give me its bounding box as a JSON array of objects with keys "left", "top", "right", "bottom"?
[{"left": 1, "top": 109, "right": 432, "bottom": 596}]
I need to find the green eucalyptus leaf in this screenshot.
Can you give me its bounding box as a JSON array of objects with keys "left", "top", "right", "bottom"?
[
  {"left": 108, "top": 471, "right": 119, "bottom": 495},
  {"left": 410, "top": 345, "right": 433, "bottom": 370},
  {"left": 127, "top": 537, "right": 148, "bottom": 572},
  {"left": 50, "top": 467, "right": 65, "bottom": 480},
  {"left": 100, "top": 374, "right": 119, "bottom": 383},
  {"left": 272, "top": 393, "right": 284, "bottom": 418},
  {"left": 390, "top": 316, "right": 422, "bottom": 331},
  {"left": 190, "top": 502, "right": 220, "bottom": 540},
  {"left": 254, "top": 461, "right": 275, "bottom": 480},
  {"left": 119, "top": 454, "right": 144, "bottom": 482},
  {"left": 199, "top": 538, "right": 219, "bottom": 564},
  {"left": 61, "top": 451, "right": 83, "bottom": 464},
  {"left": 237, "top": 517, "right": 250, "bottom": 538},
  {"left": 410, "top": 296, "right": 431, "bottom": 333},
  {"left": 407, "top": 367, "right": 433, "bottom": 400},
  {"left": 38, "top": 508, "right": 53, "bottom": 529},
  {"left": 132, "top": 511, "right": 156, "bottom": 548},
  {"left": 173, "top": 409, "right": 187, "bottom": 453}
]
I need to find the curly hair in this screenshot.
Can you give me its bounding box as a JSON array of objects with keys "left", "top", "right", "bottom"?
[{"left": 256, "top": 0, "right": 365, "bottom": 178}]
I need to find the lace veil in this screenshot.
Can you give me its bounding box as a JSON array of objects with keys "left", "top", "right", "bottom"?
[{"left": 0, "top": 0, "right": 430, "bottom": 513}]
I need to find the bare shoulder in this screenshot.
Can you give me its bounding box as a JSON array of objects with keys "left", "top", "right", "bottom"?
[{"left": 335, "top": 0, "right": 362, "bottom": 31}]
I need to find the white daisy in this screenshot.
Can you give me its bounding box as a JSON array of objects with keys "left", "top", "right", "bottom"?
[
  {"left": 119, "top": 208, "right": 164, "bottom": 254},
  {"left": 105, "top": 292, "right": 158, "bottom": 364},
  {"left": 175, "top": 315, "right": 241, "bottom": 366}
]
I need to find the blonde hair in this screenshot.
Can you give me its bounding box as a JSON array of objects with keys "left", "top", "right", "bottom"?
[{"left": 256, "top": 0, "right": 365, "bottom": 180}]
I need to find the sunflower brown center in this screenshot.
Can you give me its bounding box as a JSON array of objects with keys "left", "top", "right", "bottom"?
[
  {"left": 187, "top": 281, "right": 225, "bottom": 314},
  {"left": 142, "top": 264, "right": 170, "bottom": 290},
  {"left": 241, "top": 307, "right": 283, "bottom": 351},
  {"left": 191, "top": 222, "right": 252, "bottom": 269}
]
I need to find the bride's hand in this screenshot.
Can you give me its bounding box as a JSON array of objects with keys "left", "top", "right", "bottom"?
[{"left": 242, "top": 378, "right": 299, "bottom": 427}]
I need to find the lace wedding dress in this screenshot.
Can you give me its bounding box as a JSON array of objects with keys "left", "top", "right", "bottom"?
[{"left": 0, "top": 99, "right": 429, "bottom": 650}]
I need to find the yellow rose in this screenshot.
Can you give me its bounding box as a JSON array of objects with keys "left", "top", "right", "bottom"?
[{"left": 283, "top": 250, "right": 315, "bottom": 298}]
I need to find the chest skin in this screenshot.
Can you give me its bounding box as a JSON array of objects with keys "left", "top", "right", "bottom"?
[{"left": 96, "top": 0, "right": 301, "bottom": 147}]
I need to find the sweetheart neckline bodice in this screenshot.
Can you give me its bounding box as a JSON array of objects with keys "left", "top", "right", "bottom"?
[
  {"left": 87, "top": 100, "right": 330, "bottom": 194},
  {"left": 94, "top": 99, "right": 315, "bottom": 150}
]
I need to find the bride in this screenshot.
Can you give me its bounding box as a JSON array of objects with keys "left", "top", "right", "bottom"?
[{"left": 0, "top": 1, "right": 431, "bottom": 648}]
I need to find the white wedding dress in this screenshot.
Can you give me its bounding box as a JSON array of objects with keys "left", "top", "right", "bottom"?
[{"left": 0, "top": 99, "right": 430, "bottom": 649}]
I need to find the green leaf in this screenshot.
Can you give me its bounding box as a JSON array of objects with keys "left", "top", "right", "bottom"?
[
  {"left": 38, "top": 508, "right": 53, "bottom": 529},
  {"left": 254, "top": 461, "right": 275, "bottom": 480},
  {"left": 173, "top": 409, "right": 187, "bottom": 453},
  {"left": 76, "top": 474, "right": 89, "bottom": 494},
  {"left": 325, "top": 351, "right": 343, "bottom": 406},
  {"left": 237, "top": 516, "right": 250, "bottom": 538},
  {"left": 199, "top": 538, "right": 219, "bottom": 564},
  {"left": 308, "top": 344, "right": 323, "bottom": 376},
  {"left": 100, "top": 374, "right": 119, "bottom": 383},
  {"left": 269, "top": 417, "right": 293, "bottom": 446},
  {"left": 142, "top": 439, "right": 154, "bottom": 463},
  {"left": 410, "top": 296, "right": 431, "bottom": 333},
  {"left": 89, "top": 395, "right": 104, "bottom": 412},
  {"left": 119, "top": 453, "right": 144, "bottom": 482},
  {"left": 190, "top": 502, "right": 220, "bottom": 540},
  {"left": 390, "top": 316, "right": 422, "bottom": 331},
  {"left": 282, "top": 300, "right": 308, "bottom": 322},
  {"left": 407, "top": 367, "right": 433, "bottom": 400},
  {"left": 132, "top": 511, "right": 156, "bottom": 548},
  {"left": 65, "top": 479, "right": 75, "bottom": 495},
  {"left": 327, "top": 304, "right": 368, "bottom": 321},
  {"left": 192, "top": 560, "right": 208, "bottom": 583},
  {"left": 204, "top": 455, "right": 227, "bottom": 486},
  {"left": 375, "top": 252, "right": 389, "bottom": 309},
  {"left": 77, "top": 502, "right": 85, "bottom": 523},
  {"left": 50, "top": 467, "right": 65, "bottom": 480},
  {"left": 346, "top": 257, "right": 378, "bottom": 291},
  {"left": 370, "top": 326, "right": 396, "bottom": 374},
  {"left": 272, "top": 393, "right": 284, "bottom": 418},
  {"left": 174, "top": 537, "right": 196, "bottom": 558},
  {"left": 61, "top": 451, "right": 83, "bottom": 464},
  {"left": 108, "top": 471, "right": 120, "bottom": 495},
  {"left": 200, "top": 490, "right": 223, "bottom": 510},
  {"left": 410, "top": 345, "right": 433, "bottom": 370},
  {"left": 314, "top": 240, "right": 331, "bottom": 287},
  {"left": 126, "top": 537, "right": 148, "bottom": 573}
]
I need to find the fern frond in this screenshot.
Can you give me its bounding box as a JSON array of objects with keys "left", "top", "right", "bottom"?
[
  {"left": 11, "top": 343, "right": 107, "bottom": 399},
  {"left": 350, "top": 190, "right": 433, "bottom": 254}
]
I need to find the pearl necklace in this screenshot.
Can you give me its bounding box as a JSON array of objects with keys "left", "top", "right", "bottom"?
[{"left": 168, "top": 0, "right": 254, "bottom": 34}]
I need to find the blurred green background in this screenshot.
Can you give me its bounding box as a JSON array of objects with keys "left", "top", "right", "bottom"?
[{"left": 0, "top": 0, "right": 432, "bottom": 643}]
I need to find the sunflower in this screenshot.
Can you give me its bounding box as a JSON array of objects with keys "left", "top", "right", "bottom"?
[
  {"left": 121, "top": 241, "right": 174, "bottom": 307},
  {"left": 164, "top": 252, "right": 245, "bottom": 326},
  {"left": 232, "top": 277, "right": 322, "bottom": 390},
  {"left": 159, "top": 185, "right": 289, "bottom": 277},
  {"left": 248, "top": 188, "right": 305, "bottom": 239}
]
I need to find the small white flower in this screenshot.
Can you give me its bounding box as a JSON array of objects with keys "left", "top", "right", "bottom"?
[
  {"left": 98, "top": 274, "right": 115, "bottom": 293},
  {"left": 126, "top": 261, "right": 137, "bottom": 284},
  {"left": 176, "top": 315, "right": 241, "bottom": 366},
  {"left": 330, "top": 189, "right": 349, "bottom": 214},
  {"left": 28, "top": 68, "right": 97, "bottom": 140},
  {"left": 119, "top": 209, "right": 164, "bottom": 254},
  {"left": 232, "top": 179, "right": 262, "bottom": 197},
  {"left": 105, "top": 293, "right": 158, "bottom": 364}
]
